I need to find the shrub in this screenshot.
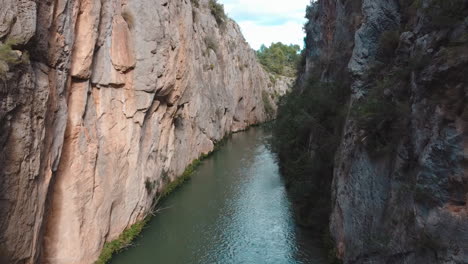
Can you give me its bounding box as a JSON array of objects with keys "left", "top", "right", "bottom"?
[
  {"left": 269, "top": 74, "right": 277, "bottom": 85},
  {"left": 160, "top": 159, "right": 201, "bottom": 199},
  {"left": 0, "top": 42, "right": 20, "bottom": 64},
  {"left": 0, "top": 61, "right": 8, "bottom": 78},
  {"left": 377, "top": 30, "right": 400, "bottom": 62},
  {"left": 96, "top": 135, "right": 234, "bottom": 263},
  {"left": 96, "top": 218, "right": 149, "bottom": 264},
  {"left": 352, "top": 77, "right": 410, "bottom": 154},
  {"left": 273, "top": 77, "right": 349, "bottom": 227},
  {"left": 209, "top": 0, "right": 227, "bottom": 26},
  {"left": 257, "top": 42, "right": 301, "bottom": 77},
  {"left": 0, "top": 40, "right": 22, "bottom": 78},
  {"left": 158, "top": 135, "right": 231, "bottom": 200}
]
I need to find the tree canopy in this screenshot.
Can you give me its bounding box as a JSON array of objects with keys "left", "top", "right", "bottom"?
[{"left": 256, "top": 42, "right": 301, "bottom": 77}]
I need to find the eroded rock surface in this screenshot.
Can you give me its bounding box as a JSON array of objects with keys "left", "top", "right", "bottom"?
[
  {"left": 0, "top": 0, "right": 290, "bottom": 263},
  {"left": 294, "top": 0, "right": 467, "bottom": 263}
]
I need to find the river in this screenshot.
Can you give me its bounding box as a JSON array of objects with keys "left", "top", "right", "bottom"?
[{"left": 111, "top": 127, "right": 325, "bottom": 264}]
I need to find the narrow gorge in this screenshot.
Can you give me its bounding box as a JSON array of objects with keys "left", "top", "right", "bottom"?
[
  {"left": 1, "top": 0, "right": 467, "bottom": 264},
  {"left": 274, "top": 0, "right": 467, "bottom": 263}
]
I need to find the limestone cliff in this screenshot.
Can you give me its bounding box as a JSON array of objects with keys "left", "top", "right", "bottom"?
[
  {"left": 276, "top": 0, "right": 467, "bottom": 263},
  {"left": 0, "top": 0, "right": 289, "bottom": 263}
]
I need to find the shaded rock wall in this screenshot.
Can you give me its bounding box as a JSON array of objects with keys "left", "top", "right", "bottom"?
[
  {"left": 0, "top": 0, "right": 290, "bottom": 263},
  {"left": 297, "top": 0, "right": 467, "bottom": 263}
]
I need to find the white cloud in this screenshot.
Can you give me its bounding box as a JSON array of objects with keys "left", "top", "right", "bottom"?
[
  {"left": 237, "top": 21, "right": 305, "bottom": 50},
  {"left": 220, "top": 0, "right": 310, "bottom": 50}
]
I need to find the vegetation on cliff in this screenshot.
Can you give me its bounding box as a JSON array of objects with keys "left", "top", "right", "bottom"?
[
  {"left": 274, "top": 0, "right": 468, "bottom": 262},
  {"left": 273, "top": 75, "right": 349, "bottom": 225},
  {"left": 96, "top": 218, "right": 149, "bottom": 264},
  {"left": 274, "top": 0, "right": 468, "bottom": 223},
  {"left": 0, "top": 39, "right": 28, "bottom": 79},
  {"left": 272, "top": 52, "right": 349, "bottom": 263},
  {"left": 209, "top": 0, "right": 227, "bottom": 26},
  {"left": 271, "top": 0, "right": 351, "bottom": 231},
  {"left": 95, "top": 134, "right": 234, "bottom": 264},
  {"left": 256, "top": 42, "right": 301, "bottom": 77},
  {"left": 96, "top": 157, "right": 206, "bottom": 264}
]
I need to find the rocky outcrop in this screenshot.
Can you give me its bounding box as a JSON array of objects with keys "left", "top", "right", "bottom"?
[
  {"left": 0, "top": 0, "right": 289, "bottom": 263},
  {"left": 288, "top": 0, "right": 467, "bottom": 263}
]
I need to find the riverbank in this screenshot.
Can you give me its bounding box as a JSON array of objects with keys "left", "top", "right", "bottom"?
[
  {"left": 108, "top": 127, "right": 326, "bottom": 264},
  {"left": 95, "top": 122, "right": 278, "bottom": 264}
]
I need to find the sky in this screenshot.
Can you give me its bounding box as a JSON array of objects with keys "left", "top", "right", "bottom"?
[{"left": 221, "top": 0, "right": 311, "bottom": 50}]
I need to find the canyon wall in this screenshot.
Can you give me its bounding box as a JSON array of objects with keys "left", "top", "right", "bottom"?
[
  {"left": 277, "top": 0, "right": 467, "bottom": 263},
  {"left": 0, "top": 0, "right": 289, "bottom": 263}
]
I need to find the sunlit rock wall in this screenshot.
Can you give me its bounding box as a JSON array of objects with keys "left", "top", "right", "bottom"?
[{"left": 0, "top": 0, "right": 290, "bottom": 263}]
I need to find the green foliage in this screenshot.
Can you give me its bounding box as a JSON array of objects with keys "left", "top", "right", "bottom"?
[
  {"left": 0, "top": 62, "right": 8, "bottom": 78},
  {"left": 95, "top": 218, "right": 149, "bottom": 264},
  {"left": 211, "top": 133, "right": 232, "bottom": 153},
  {"left": 0, "top": 42, "right": 20, "bottom": 64},
  {"left": 96, "top": 133, "right": 234, "bottom": 263},
  {"left": 159, "top": 135, "right": 231, "bottom": 199},
  {"left": 0, "top": 39, "right": 22, "bottom": 78},
  {"left": 273, "top": 77, "right": 349, "bottom": 227},
  {"left": 409, "top": 0, "right": 422, "bottom": 9},
  {"left": 209, "top": 0, "right": 227, "bottom": 26},
  {"left": 160, "top": 159, "right": 201, "bottom": 199},
  {"left": 377, "top": 30, "right": 400, "bottom": 62},
  {"left": 256, "top": 42, "right": 301, "bottom": 77},
  {"left": 352, "top": 77, "right": 410, "bottom": 154},
  {"left": 262, "top": 91, "right": 275, "bottom": 118},
  {"left": 269, "top": 74, "right": 277, "bottom": 85}
]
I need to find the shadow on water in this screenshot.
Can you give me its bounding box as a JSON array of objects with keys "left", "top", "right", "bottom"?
[{"left": 111, "top": 127, "right": 326, "bottom": 264}]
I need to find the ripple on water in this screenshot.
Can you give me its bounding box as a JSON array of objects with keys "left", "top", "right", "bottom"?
[{"left": 110, "top": 128, "right": 326, "bottom": 264}]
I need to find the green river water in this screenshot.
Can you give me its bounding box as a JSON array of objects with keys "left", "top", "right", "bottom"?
[{"left": 111, "top": 127, "right": 325, "bottom": 264}]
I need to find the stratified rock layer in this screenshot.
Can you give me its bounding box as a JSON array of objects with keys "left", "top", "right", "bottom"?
[{"left": 0, "top": 0, "right": 289, "bottom": 263}]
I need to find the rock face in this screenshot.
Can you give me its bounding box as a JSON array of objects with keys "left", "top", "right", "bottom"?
[
  {"left": 0, "top": 0, "right": 289, "bottom": 263},
  {"left": 295, "top": 0, "right": 467, "bottom": 263}
]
